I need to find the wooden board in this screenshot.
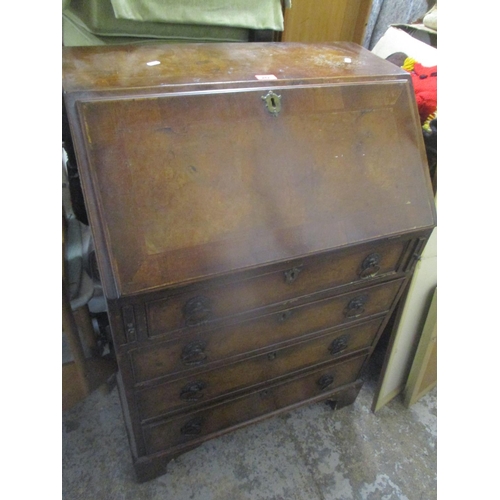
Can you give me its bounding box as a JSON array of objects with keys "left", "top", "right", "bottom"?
[
  {"left": 282, "top": 0, "right": 373, "bottom": 44},
  {"left": 404, "top": 287, "right": 437, "bottom": 407}
]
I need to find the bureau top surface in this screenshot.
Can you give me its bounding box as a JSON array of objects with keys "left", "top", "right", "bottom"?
[
  {"left": 62, "top": 42, "right": 406, "bottom": 93},
  {"left": 63, "top": 43, "right": 436, "bottom": 299}
]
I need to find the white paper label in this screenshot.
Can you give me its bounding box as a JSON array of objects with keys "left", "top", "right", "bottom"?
[{"left": 255, "top": 74, "right": 278, "bottom": 80}]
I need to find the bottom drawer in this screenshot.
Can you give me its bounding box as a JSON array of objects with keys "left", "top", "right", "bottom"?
[{"left": 143, "top": 354, "right": 367, "bottom": 455}]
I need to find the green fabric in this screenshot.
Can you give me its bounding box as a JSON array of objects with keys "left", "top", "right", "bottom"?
[
  {"left": 110, "top": 0, "right": 284, "bottom": 31},
  {"left": 63, "top": 12, "right": 107, "bottom": 46},
  {"left": 64, "top": 0, "right": 250, "bottom": 42},
  {"left": 63, "top": 12, "right": 222, "bottom": 47}
]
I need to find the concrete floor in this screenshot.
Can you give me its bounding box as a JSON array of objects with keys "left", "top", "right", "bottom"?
[{"left": 62, "top": 365, "right": 437, "bottom": 500}]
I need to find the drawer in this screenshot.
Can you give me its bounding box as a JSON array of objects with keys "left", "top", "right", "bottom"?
[
  {"left": 136, "top": 317, "right": 383, "bottom": 421},
  {"left": 143, "top": 354, "right": 367, "bottom": 454},
  {"left": 145, "top": 239, "right": 409, "bottom": 336},
  {"left": 131, "top": 278, "right": 403, "bottom": 384}
]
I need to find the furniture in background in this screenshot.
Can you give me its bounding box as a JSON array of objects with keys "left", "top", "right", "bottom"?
[
  {"left": 63, "top": 0, "right": 377, "bottom": 48},
  {"left": 63, "top": 42, "right": 436, "bottom": 481},
  {"left": 282, "top": 0, "right": 372, "bottom": 44}
]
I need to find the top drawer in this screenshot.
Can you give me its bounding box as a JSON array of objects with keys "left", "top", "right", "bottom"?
[{"left": 146, "top": 239, "right": 409, "bottom": 337}]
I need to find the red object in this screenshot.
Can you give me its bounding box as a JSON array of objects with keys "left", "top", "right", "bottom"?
[{"left": 410, "top": 62, "right": 437, "bottom": 124}]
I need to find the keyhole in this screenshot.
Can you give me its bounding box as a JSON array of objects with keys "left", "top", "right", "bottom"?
[
  {"left": 267, "top": 351, "right": 277, "bottom": 361},
  {"left": 261, "top": 91, "right": 281, "bottom": 116},
  {"left": 284, "top": 267, "right": 301, "bottom": 284}
]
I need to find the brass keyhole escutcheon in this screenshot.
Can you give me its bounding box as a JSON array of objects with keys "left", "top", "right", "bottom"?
[
  {"left": 284, "top": 266, "right": 302, "bottom": 284},
  {"left": 261, "top": 91, "right": 282, "bottom": 116},
  {"left": 267, "top": 351, "right": 277, "bottom": 361}
]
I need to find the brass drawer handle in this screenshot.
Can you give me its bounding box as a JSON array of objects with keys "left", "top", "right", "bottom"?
[
  {"left": 180, "top": 417, "right": 203, "bottom": 436},
  {"left": 317, "top": 374, "right": 334, "bottom": 391},
  {"left": 180, "top": 381, "right": 207, "bottom": 402},
  {"left": 284, "top": 266, "right": 302, "bottom": 284},
  {"left": 359, "top": 253, "right": 381, "bottom": 278},
  {"left": 328, "top": 334, "right": 349, "bottom": 355},
  {"left": 344, "top": 295, "right": 368, "bottom": 319},
  {"left": 181, "top": 340, "right": 208, "bottom": 366},
  {"left": 183, "top": 295, "right": 212, "bottom": 327}
]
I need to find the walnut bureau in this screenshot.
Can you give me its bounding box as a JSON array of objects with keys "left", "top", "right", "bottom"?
[{"left": 62, "top": 42, "right": 436, "bottom": 482}]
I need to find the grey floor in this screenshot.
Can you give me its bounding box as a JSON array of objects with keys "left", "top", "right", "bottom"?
[{"left": 62, "top": 362, "right": 437, "bottom": 500}]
